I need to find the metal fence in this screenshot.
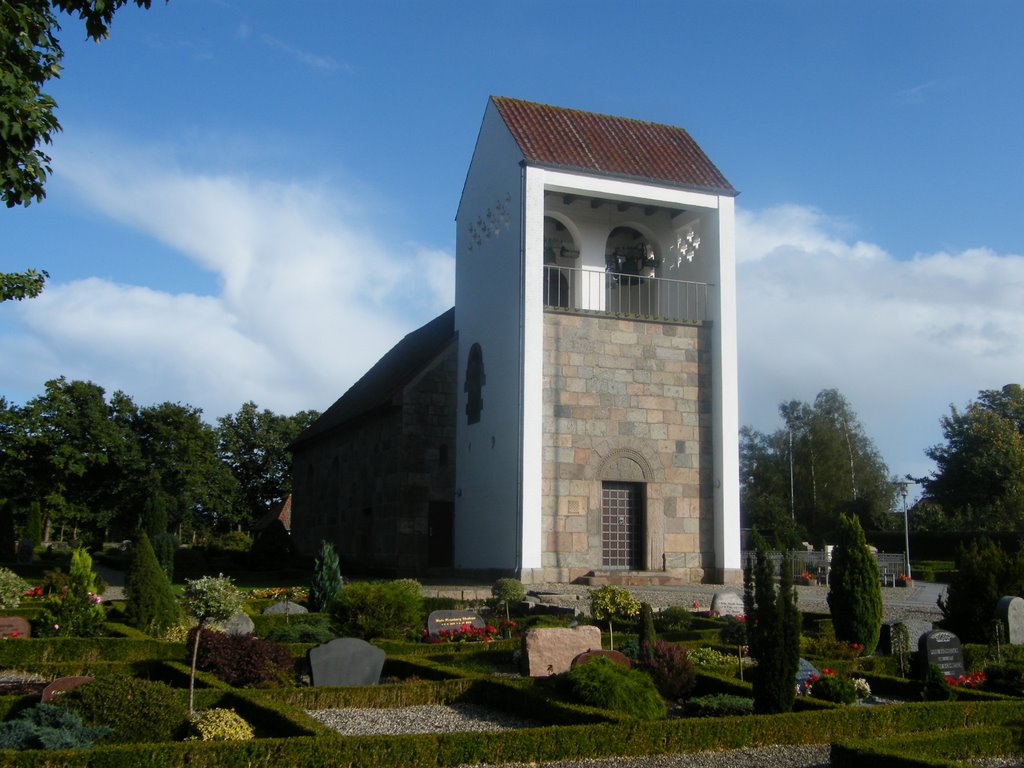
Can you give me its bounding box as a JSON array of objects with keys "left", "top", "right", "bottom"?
[
  {"left": 543, "top": 265, "right": 709, "bottom": 324},
  {"left": 740, "top": 550, "right": 907, "bottom": 586}
]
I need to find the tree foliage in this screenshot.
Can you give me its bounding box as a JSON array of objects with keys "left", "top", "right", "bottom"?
[
  {"left": 2, "top": 1, "right": 160, "bottom": 302},
  {"left": 938, "top": 538, "right": 1024, "bottom": 643},
  {"left": 589, "top": 584, "right": 640, "bottom": 651},
  {"left": 0, "top": 379, "right": 312, "bottom": 542},
  {"left": 1, "top": 0, "right": 156, "bottom": 208},
  {"left": 924, "top": 384, "right": 1024, "bottom": 531},
  {"left": 217, "top": 402, "right": 319, "bottom": 526},
  {"left": 742, "top": 389, "right": 897, "bottom": 545},
  {"left": 183, "top": 574, "right": 243, "bottom": 713},
  {"left": 827, "top": 513, "right": 883, "bottom": 655},
  {"left": 743, "top": 546, "right": 800, "bottom": 714}
]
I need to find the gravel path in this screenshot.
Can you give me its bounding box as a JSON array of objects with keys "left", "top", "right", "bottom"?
[{"left": 307, "top": 704, "right": 831, "bottom": 768}]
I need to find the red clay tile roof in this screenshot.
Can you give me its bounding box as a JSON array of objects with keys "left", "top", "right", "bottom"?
[{"left": 492, "top": 96, "right": 736, "bottom": 195}]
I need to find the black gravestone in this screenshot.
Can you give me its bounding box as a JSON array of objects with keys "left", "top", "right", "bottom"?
[
  {"left": 309, "top": 637, "right": 385, "bottom": 687},
  {"left": 426, "top": 609, "right": 485, "bottom": 636},
  {"left": 918, "top": 629, "right": 965, "bottom": 678}
]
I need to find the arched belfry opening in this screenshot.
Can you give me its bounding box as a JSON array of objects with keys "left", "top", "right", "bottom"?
[
  {"left": 543, "top": 216, "right": 579, "bottom": 308},
  {"left": 605, "top": 226, "right": 657, "bottom": 282}
]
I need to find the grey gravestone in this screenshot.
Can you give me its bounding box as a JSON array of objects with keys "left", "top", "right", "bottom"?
[
  {"left": 919, "top": 629, "right": 965, "bottom": 678},
  {"left": 426, "top": 609, "right": 485, "bottom": 636},
  {"left": 0, "top": 616, "right": 30, "bottom": 638},
  {"left": 710, "top": 591, "right": 744, "bottom": 617},
  {"left": 996, "top": 596, "right": 1024, "bottom": 645},
  {"left": 262, "top": 601, "right": 309, "bottom": 616},
  {"left": 218, "top": 611, "right": 255, "bottom": 636},
  {"left": 16, "top": 539, "right": 33, "bottom": 564},
  {"left": 795, "top": 658, "right": 819, "bottom": 687},
  {"left": 309, "top": 637, "right": 385, "bottom": 687}
]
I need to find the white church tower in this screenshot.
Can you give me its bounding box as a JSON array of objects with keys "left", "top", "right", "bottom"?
[{"left": 454, "top": 97, "right": 741, "bottom": 584}]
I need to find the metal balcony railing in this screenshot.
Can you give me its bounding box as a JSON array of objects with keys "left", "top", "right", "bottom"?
[{"left": 543, "top": 265, "right": 709, "bottom": 324}]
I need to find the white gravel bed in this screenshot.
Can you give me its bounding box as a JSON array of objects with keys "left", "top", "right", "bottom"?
[{"left": 307, "top": 703, "right": 544, "bottom": 736}]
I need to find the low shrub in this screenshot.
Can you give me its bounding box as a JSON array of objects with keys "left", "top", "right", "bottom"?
[
  {"left": 188, "top": 707, "right": 255, "bottom": 741},
  {"left": 331, "top": 579, "right": 423, "bottom": 640},
  {"left": 643, "top": 640, "right": 696, "bottom": 702},
  {"left": 61, "top": 674, "right": 189, "bottom": 743},
  {"left": 685, "top": 693, "right": 753, "bottom": 717},
  {"left": 984, "top": 661, "right": 1024, "bottom": 696},
  {"left": 0, "top": 702, "right": 110, "bottom": 750},
  {"left": 264, "top": 616, "right": 335, "bottom": 645},
  {"left": 0, "top": 568, "right": 27, "bottom": 609},
  {"left": 809, "top": 675, "right": 857, "bottom": 704},
  {"left": 563, "top": 656, "right": 666, "bottom": 720},
  {"left": 687, "top": 646, "right": 732, "bottom": 668},
  {"left": 187, "top": 627, "right": 294, "bottom": 687},
  {"left": 653, "top": 606, "right": 693, "bottom": 633}
]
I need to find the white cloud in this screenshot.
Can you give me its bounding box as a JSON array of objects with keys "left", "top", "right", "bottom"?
[
  {"left": 4, "top": 137, "right": 1021, "bottom": 489},
  {"left": 0, "top": 140, "right": 454, "bottom": 420},
  {"left": 736, "top": 205, "right": 1024, "bottom": 481}
]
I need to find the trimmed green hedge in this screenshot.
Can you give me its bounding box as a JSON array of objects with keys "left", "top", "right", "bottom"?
[
  {"left": 833, "top": 726, "right": 1024, "bottom": 768},
  {"left": 0, "top": 637, "right": 183, "bottom": 666},
  {"left": 0, "top": 693, "right": 1021, "bottom": 766}
]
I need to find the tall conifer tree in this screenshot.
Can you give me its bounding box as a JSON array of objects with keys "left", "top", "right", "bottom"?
[
  {"left": 827, "top": 513, "right": 883, "bottom": 655},
  {"left": 124, "top": 532, "right": 181, "bottom": 636}
]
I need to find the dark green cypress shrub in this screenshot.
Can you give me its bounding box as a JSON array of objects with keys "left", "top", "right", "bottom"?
[
  {"left": 124, "top": 532, "right": 181, "bottom": 636},
  {"left": 151, "top": 531, "right": 177, "bottom": 582},
  {"left": 564, "top": 656, "right": 667, "bottom": 720},
  {"left": 638, "top": 602, "right": 658, "bottom": 663},
  {"left": 938, "top": 539, "right": 1022, "bottom": 643},
  {"left": 827, "top": 513, "right": 883, "bottom": 655},
  {"left": 26, "top": 500, "right": 43, "bottom": 546},
  {"left": 310, "top": 539, "right": 343, "bottom": 612},
  {"left": 746, "top": 547, "right": 800, "bottom": 714},
  {"left": 0, "top": 499, "right": 15, "bottom": 562}
]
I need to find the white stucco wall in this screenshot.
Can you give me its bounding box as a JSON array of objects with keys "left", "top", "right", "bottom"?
[{"left": 454, "top": 102, "right": 529, "bottom": 572}]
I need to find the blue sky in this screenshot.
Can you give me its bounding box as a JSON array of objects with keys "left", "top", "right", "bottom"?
[{"left": 2, "top": 1, "right": 1023, "bottom": 488}]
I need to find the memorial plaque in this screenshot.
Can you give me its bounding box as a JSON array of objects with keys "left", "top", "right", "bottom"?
[
  {"left": 570, "top": 649, "right": 631, "bottom": 669},
  {"left": 919, "top": 630, "right": 965, "bottom": 678},
  {"left": 309, "top": 637, "right": 385, "bottom": 687},
  {"left": 41, "top": 675, "right": 93, "bottom": 703},
  {"left": 262, "top": 600, "right": 309, "bottom": 616},
  {"left": 0, "top": 616, "right": 30, "bottom": 638},
  {"left": 996, "top": 596, "right": 1024, "bottom": 645},
  {"left": 710, "top": 591, "right": 745, "bottom": 617},
  {"left": 426, "top": 609, "right": 485, "bottom": 636},
  {"left": 880, "top": 620, "right": 933, "bottom": 655}
]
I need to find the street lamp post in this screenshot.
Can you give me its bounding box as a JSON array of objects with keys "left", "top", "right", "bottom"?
[{"left": 897, "top": 482, "right": 911, "bottom": 580}]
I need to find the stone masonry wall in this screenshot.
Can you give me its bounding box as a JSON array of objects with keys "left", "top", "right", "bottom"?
[{"left": 542, "top": 312, "right": 714, "bottom": 582}]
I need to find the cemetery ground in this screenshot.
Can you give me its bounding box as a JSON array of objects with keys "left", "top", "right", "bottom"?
[{"left": 0, "top": 549, "right": 1022, "bottom": 767}]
